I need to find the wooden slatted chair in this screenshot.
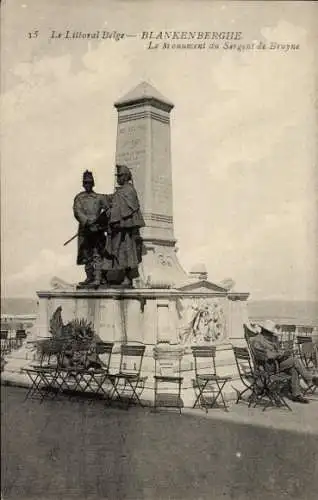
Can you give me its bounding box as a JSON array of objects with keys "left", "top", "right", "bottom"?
[
  {"left": 112, "top": 343, "right": 147, "bottom": 407},
  {"left": 232, "top": 346, "right": 264, "bottom": 406},
  {"left": 296, "top": 336, "right": 317, "bottom": 395},
  {"left": 55, "top": 339, "right": 101, "bottom": 397},
  {"left": 22, "top": 337, "right": 65, "bottom": 402},
  {"left": 244, "top": 324, "right": 292, "bottom": 411},
  {"left": 153, "top": 346, "right": 184, "bottom": 414},
  {"left": 296, "top": 336, "right": 315, "bottom": 367},
  {"left": 83, "top": 341, "right": 115, "bottom": 400},
  {"left": 297, "top": 326, "right": 314, "bottom": 337},
  {"left": 0, "top": 330, "right": 9, "bottom": 355},
  {"left": 191, "top": 345, "right": 232, "bottom": 412},
  {"left": 278, "top": 324, "right": 296, "bottom": 351},
  {"left": 15, "top": 329, "right": 27, "bottom": 348}
]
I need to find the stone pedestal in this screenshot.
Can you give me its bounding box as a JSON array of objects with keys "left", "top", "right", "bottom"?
[
  {"left": 16, "top": 286, "right": 248, "bottom": 403},
  {"left": 2, "top": 286, "right": 250, "bottom": 404},
  {"left": 227, "top": 292, "right": 250, "bottom": 346},
  {"left": 34, "top": 289, "right": 181, "bottom": 347}
]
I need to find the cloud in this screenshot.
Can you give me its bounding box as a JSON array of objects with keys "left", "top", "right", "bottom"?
[
  {"left": 2, "top": 248, "right": 83, "bottom": 297},
  {"left": 5, "top": 248, "right": 75, "bottom": 287},
  {"left": 180, "top": 195, "right": 317, "bottom": 300},
  {"left": 261, "top": 20, "right": 307, "bottom": 43}
]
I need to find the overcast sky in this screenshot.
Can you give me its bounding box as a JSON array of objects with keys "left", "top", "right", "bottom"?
[{"left": 1, "top": 0, "right": 317, "bottom": 300}]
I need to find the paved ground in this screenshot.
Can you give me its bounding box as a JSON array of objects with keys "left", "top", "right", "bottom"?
[
  {"left": 2, "top": 386, "right": 318, "bottom": 500},
  {"left": 185, "top": 391, "right": 318, "bottom": 435}
]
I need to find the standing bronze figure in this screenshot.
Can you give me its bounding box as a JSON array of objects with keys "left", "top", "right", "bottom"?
[
  {"left": 73, "top": 170, "right": 111, "bottom": 288},
  {"left": 103, "top": 165, "right": 145, "bottom": 288}
]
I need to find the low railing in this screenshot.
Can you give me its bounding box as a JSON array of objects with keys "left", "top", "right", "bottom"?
[
  {"left": 249, "top": 321, "right": 318, "bottom": 353},
  {"left": 250, "top": 321, "right": 318, "bottom": 334},
  {"left": 1, "top": 330, "right": 28, "bottom": 356}
]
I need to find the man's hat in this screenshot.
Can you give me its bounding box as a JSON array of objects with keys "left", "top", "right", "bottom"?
[
  {"left": 116, "top": 164, "right": 132, "bottom": 180},
  {"left": 262, "top": 319, "right": 278, "bottom": 335},
  {"left": 83, "top": 170, "right": 94, "bottom": 183},
  {"left": 248, "top": 322, "right": 262, "bottom": 334}
]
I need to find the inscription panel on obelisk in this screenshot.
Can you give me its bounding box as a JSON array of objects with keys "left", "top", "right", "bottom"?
[
  {"left": 115, "top": 100, "right": 174, "bottom": 242},
  {"left": 115, "top": 121, "right": 147, "bottom": 210},
  {"left": 150, "top": 118, "right": 173, "bottom": 219}
]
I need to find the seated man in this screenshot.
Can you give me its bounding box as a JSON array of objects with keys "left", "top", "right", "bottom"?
[{"left": 250, "top": 320, "right": 318, "bottom": 404}]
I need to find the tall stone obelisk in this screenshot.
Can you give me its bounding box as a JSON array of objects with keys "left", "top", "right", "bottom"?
[{"left": 114, "top": 82, "right": 187, "bottom": 287}]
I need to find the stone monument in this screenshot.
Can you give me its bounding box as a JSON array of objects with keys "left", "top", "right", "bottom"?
[{"left": 4, "top": 82, "right": 250, "bottom": 404}]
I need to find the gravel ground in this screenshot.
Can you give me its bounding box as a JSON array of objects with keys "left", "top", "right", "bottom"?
[{"left": 2, "top": 386, "right": 318, "bottom": 500}]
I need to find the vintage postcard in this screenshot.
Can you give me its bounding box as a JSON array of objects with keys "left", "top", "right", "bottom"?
[{"left": 1, "top": 1, "right": 318, "bottom": 499}]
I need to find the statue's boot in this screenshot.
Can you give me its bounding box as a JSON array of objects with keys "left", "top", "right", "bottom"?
[
  {"left": 78, "top": 264, "right": 94, "bottom": 288},
  {"left": 121, "top": 276, "right": 133, "bottom": 288},
  {"left": 89, "top": 263, "right": 102, "bottom": 289},
  {"left": 99, "top": 271, "right": 109, "bottom": 288}
]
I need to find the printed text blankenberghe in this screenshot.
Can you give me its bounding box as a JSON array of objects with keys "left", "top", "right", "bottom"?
[{"left": 140, "top": 31, "right": 243, "bottom": 40}]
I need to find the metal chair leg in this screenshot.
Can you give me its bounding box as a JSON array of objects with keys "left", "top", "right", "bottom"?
[{"left": 192, "top": 380, "right": 208, "bottom": 409}]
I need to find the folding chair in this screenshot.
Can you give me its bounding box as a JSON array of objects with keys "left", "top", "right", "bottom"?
[
  {"left": 296, "top": 336, "right": 317, "bottom": 395},
  {"left": 244, "top": 324, "right": 292, "bottom": 411},
  {"left": 1, "top": 330, "right": 16, "bottom": 355},
  {"left": 22, "top": 367, "right": 59, "bottom": 402},
  {"left": 153, "top": 347, "right": 184, "bottom": 414},
  {"left": 191, "top": 346, "right": 232, "bottom": 412},
  {"left": 16, "top": 329, "right": 27, "bottom": 348},
  {"left": 296, "top": 336, "right": 316, "bottom": 368},
  {"left": 112, "top": 343, "right": 147, "bottom": 407},
  {"left": 55, "top": 339, "right": 95, "bottom": 396},
  {"left": 232, "top": 346, "right": 264, "bottom": 405},
  {"left": 75, "top": 341, "right": 115, "bottom": 401},
  {"left": 22, "top": 337, "right": 65, "bottom": 402},
  {"left": 33, "top": 337, "right": 64, "bottom": 367},
  {"left": 279, "top": 324, "right": 296, "bottom": 351},
  {"left": 297, "top": 326, "right": 314, "bottom": 337},
  {"left": 95, "top": 341, "right": 114, "bottom": 373},
  {"left": 1, "top": 331, "right": 9, "bottom": 355}
]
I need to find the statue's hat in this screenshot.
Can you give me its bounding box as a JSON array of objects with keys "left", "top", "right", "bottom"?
[
  {"left": 116, "top": 164, "right": 132, "bottom": 180},
  {"left": 82, "top": 170, "right": 94, "bottom": 183}
]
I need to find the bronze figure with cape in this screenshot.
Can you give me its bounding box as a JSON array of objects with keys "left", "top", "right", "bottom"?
[{"left": 102, "top": 164, "right": 145, "bottom": 288}]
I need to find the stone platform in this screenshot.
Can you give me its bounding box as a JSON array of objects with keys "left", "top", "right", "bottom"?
[{"left": 2, "top": 284, "right": 250, "bottom": 406}]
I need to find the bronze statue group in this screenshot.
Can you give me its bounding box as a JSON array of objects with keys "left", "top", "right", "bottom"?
[{"left": 72, "top": 165, "right": 145, "bottom": 289}]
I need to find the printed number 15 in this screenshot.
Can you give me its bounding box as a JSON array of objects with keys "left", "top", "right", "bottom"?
[{"left": 28, "top": 30, "right": 39, "bottom": 39}]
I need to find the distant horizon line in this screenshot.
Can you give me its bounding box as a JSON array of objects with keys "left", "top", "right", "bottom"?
[{"left": 1, "top": 295, "right": 318, "bottom": 303}]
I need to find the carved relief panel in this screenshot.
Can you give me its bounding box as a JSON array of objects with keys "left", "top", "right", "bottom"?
[{"left": 177, "top": 297, "right": 227, "bottom": 346}]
